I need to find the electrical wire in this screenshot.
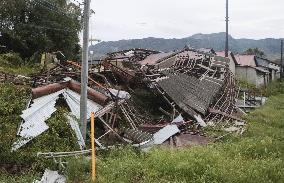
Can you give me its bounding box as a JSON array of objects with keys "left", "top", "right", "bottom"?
[
  {"left": 33, "top": 0, "right": 78, "bottom": 19},
  {"left": 18, "top": 23, "right": 77, "bottom": 33}
]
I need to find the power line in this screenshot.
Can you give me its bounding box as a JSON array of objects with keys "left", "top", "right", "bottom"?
[
  {"left": 18, "top": 23, "right": 77, "bottom": 33},
  {"left": 34, "top": 0, "right": 65, "bottom": 15},
  {"left": 36, "top": 0, "right": 67, "bottom": 14},
  {"left": 33, "top": 0, "right": 78, "bottom": 19}
]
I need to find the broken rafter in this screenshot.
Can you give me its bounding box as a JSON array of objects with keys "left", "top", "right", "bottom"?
[{"left": 207, "top": 108, "right": 244, "bottom": 122}]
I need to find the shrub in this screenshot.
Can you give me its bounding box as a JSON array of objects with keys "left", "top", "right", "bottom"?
[{"left": 0, "top": 52, "right": 24, "bottom": 67}]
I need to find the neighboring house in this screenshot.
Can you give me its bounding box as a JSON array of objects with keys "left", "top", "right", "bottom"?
[
  {"left": 254, "top": 56, "right": 281, "bottom": 81},
  {"left": 233, "top": 54, "right": 281, "bottom": 87},
  {"left": 234, "top": 55, "right": 270, "bottom": 87},
  {"left": 215, "top": 51, "right": 237, "bottom": 75},
  {"left": 236, "top": 65, "right": 270, "bottom": 87}
]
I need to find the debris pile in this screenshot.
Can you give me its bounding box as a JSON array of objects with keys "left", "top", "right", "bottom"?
[
  {"left": 236, "top": 88, "right": 266, "bottom": 110},
  {"left": 0, "top": 71, "right": 32, "bottom": 85},
  {"left": 11, "top": 47, "right": 249, "bottom": 154}
]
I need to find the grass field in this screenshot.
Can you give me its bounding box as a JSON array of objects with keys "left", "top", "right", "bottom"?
[
  {"left": 63, "top": 94, "right": 284, "bottom": 183},
  {"left": 1, "top": 82, "right": 284, "bottom": 183}
]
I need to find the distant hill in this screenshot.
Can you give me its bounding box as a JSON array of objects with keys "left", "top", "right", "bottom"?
[{"left": 90, "top": 32, "right": 283, "bottom": 61}]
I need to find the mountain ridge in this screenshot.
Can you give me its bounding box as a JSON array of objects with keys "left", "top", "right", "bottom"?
[{"left": 90, "top": 32, "right": 283, "bottom": 61}]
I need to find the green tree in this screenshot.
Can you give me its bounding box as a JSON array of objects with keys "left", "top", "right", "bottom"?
[
  {"left": 0, "top": 0, "right": 82, "bottom": 60},
  {"left": 244, "top": 47, "right": 265, "bottom": 57}
]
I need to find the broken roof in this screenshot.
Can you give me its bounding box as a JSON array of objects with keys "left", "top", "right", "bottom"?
[
  {"left": 107, "top": 48, "right": 161, "bottom": 62},
  {"left": 140, "top": 52, "right": 174, "bottom": 65},
  {"left": 154, "top": 49, "right": 230, "bottom": 69},
  {"left": 215, "top": 51, "right": 238, "bottom": 65},
  {"left": 157, "top": 73, "right": 222, "bottom": 115},
  {"left": 236, "top": 65, "right": 270, "bottom": 73}
]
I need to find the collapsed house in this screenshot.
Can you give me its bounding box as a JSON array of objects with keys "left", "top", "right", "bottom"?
[
  {"left": 11, "top": 47, "right": 247, "bottom": 153},
  {"left": 139, "top": 48, "right": 240, "bottom": 126}
]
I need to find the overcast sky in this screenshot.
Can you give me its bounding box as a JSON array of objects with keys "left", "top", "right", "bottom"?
[{"left": 87, "top": 0, "right": 284, "bottom": 41}]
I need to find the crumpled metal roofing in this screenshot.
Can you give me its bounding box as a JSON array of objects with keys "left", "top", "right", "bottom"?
[
  {"left": 63, "top": 89, "right": 102, "bottom": 120},
  {"left": 153, "top": 125, "right": 180, "bottom": 145},
  {"left": 66, "top": 114, "right": 86, "bottom": 150},
  {"left": 12, "top": 90, "right": 64, "bottom": 151},
  {"left": 12, "top": 88, "right": 103, "bottom": 151}
]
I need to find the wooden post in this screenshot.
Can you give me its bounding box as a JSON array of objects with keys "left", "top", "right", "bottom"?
[{"left": 91, "top": 112, "right": 96, "bottom": 182}]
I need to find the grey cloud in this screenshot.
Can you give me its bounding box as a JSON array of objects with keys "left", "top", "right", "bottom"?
[{"left": 88, "top": 0, "right": 284, "bottom": 41}]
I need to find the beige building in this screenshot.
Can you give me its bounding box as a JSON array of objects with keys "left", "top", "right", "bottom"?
[{"left": 234, "top": 54, "right": 280, "bottom": 87}]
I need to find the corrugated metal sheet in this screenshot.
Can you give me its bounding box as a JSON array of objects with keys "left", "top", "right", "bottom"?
[
  {"left": 21, "top": 90, "right": 64, "bottom": 120},
  {"left": 12, "top": 90, "right": 64, "bottom": 151},
  {"left": 153, "top": 125, "right": 180, "bottom": 144},
  {"left": 66, "top": 114, "right": 86, "bottom": 150},
  {"left": 13, "top": 88, "right": 104, "bottom": 151},
  {"left": 63, "top": 89, "right": 102, "bottom": 119},
  {"left": 171, "top": 114, "right": 184, "bottom": 124}
]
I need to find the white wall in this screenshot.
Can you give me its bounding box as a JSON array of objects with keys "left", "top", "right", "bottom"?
[{"left": 236, "top": 66, "right": 266, "bottom": 87}]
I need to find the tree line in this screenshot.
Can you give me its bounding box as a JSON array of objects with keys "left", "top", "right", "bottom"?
[{"left": 0, "top": 0, "right": 82, "bottom": 61}]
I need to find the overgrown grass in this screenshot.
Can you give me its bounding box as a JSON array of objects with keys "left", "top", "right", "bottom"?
[
  {"left": 0, "top": 53, "right": 40, "bottom": 75},
  {"left": 0, "top": 171, "right": 38, "bottom": 183},
  {"left": 237, "top": 79, "right": 284, "bottom": 97},
  {"left": 0, "top": 66, "right": 40, "bottom": 75},
  {"left": 62, "top": 85, "right": 284, "bottom": 183}
]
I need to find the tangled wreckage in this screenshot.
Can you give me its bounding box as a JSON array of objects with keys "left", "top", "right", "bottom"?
[{"left": 10, "top": 47, "right": 248, "bottom": 154}]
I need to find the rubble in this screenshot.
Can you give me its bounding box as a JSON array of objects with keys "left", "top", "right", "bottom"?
[
  {"left": 0, "top": 71, "right": 32, "bottom": 85},
  {"left": 12, "top": 78, "right": 129, "bottom": 151},
  {"left": 11, "top": 47, "right": 249, "bottom": 154},
  {"left": 236, "top": 88, "right": 266, "bottom": 110}
]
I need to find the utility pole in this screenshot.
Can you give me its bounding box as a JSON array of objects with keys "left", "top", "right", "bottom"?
[
  {"left": 80, "top": 0, "right": 91, "bottom": 142},
  {"left": 281, "top": 40, "right": 283, "bottom": 80},
  {"left": 225, "top": 0, "right": 229, "bottom": 57},
  {"left": 89, "top": 37, "right": 101, "bottom": 66}
]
